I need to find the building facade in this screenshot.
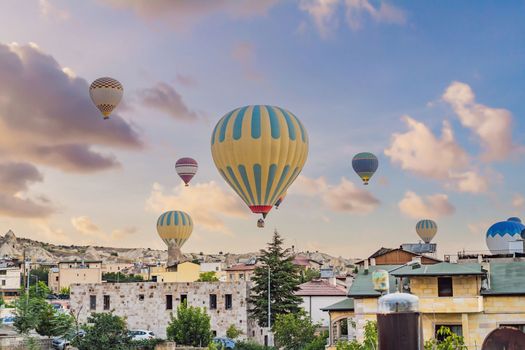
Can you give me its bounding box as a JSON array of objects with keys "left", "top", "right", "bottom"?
[
  {"left": 323, "top": 260, "right": 525, "bottom": 349},
  {"left": 225, "top": 263, "right": 257, "bottom": 282},
  {"left": 101, "top": 263, "right": 135, "bottom": 275},
  {"left": 200, "top": 262, "right": 226, "bottom": 281},
  {"left": 0, "top": 261, "right": 21, "bottom": 302},
  {"left": 48, "top": 260, "right": 102, "bottom": 293},
  {"left": 296, "top": 279, "right": 347, "bottom": 327},
  {"left": 70, "top": 281, "right": 259, "bottom": 339},
  {"left": 150, "top": 261, "right": 200, "bottom": 283}
]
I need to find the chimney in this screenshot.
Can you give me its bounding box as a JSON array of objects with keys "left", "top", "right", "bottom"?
[
  {"left": 411, "top": 256, "right": 422, "bottom": 265},
  {"left": 370, "top": 258, "right": 376, "bottom": 266},
  {"left": 364, "top": 259, "right": 369, "bottom": 274},
  {"left": 328, "top": 276, "right": 337, "bottom": 287}
]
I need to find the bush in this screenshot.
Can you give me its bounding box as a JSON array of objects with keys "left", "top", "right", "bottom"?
[
  {"left": 336, "top": 321, "right": 377, "bottom": 350},
  {"left": 130, "top": 338, "right": 165, "bottom": 350},
  {"left": 74, "top": 312, "right": 130, "bottom": 350},
  {"left": 424, "top": 326, "right": 467, "bottom": 350},
  {"left": 273, "top": 311, "right": 320, "bottom": 350},
  {"left": 234, "top": 340, "right": 276, "bottom": 350},
  {"left": 166, "top": 302, "right": 212, "bottom": 346},
  {"left": 304, "top": 331, "right": 328, "bottom": 350},
  {"left": 226, "top": 324, "right": 243, "bottom": 339},
  {"left": 197, "top": 271, "right": 219, "bottom": 282}
]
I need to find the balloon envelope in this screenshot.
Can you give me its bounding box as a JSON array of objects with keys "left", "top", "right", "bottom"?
[
  {"left": 416, "top": 219, "right": 438, "bottom": 243},
  {"left": 175, "top": 157, "right": 198, "bottom": 186},
  {"left": 156, "top": 211, "right": 193, "bottom": 249},
  {"left": 211, "top": 105, "right": 308, "bottom": 218},
  {"left": 352, "top": 152, "right": 378, "bottom": 185},
  {"left": 89, "top": 77, "right": 123, "bottom": 119}
]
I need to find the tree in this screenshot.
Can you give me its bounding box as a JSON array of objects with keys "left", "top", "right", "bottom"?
[
  {"left": 166, "top": 302, "right": 212, "bottom": 347},
  {"left": 424, "top": 326, "right": 468, "bottom": 350},
  {"left": 29, "top": 281, "right": 51, "bottom": 299},
  {"left": 29, "top": 267, "right": 49, "bottom": 286},
  {"left": 13, "top": 295, "right": 44, "bottom": 334},
  {"left": 59, "top": 286, "right": 71, "bottom": 296},
  {"left": 300, "top": 269, "right": 321, "bottom": 283},
  {"left": 197, "top": 271, "right": 219, "bottom": 282},
  {"left": 35, "top": 303, "right": 74, "bottom": 338},
  {"left": 249, "top": 230, "right": 302, "bottom": 327},
  {"left": 74, "top": 312, "right": 130, "bottom": 350},
  {"left": 273, "top": 310, "right": 320, "bottom": 350},
  {"left": 226, "top": 324, "right": 242, "bottom": 339},
  {"left": 102, "top": 272, "right": 144, "bottom": 283}
]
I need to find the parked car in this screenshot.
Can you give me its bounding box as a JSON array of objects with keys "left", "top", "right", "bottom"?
[
  {"left": 129, "top": 330, "right": 155, "bottom": 340},
  {"left": 0, "top": 315, "right": 15, "bottom": 325},
  {"left": 51, "top": 330, "right": 85, "bottom": 350},
  {"left": 212, "top": 337, "right": 236, "bottom": 349}
]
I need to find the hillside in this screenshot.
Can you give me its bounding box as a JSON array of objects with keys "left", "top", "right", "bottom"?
[{"left": 0, "top": 230, "right": 358, "bottom": 273}]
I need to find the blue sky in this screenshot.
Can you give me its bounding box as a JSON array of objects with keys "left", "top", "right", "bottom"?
[{"left": 0, "top": 0, "right": 523, "bottom": 258}]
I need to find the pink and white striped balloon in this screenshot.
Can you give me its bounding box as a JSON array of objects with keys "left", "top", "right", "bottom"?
[{"left": 175, "top": 157, "right": 198, "bottom": 186}]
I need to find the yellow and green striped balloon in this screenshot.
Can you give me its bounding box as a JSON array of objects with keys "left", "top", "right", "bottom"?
[
  {"left": 156, "top": 211, "right": 193, "bottom": 249},
  {"left": 211, "top": 105, "right": 308, "bottom": 221}
]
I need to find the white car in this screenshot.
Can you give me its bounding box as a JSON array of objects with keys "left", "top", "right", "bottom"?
[{"left": 129, "top": 330, "right": 155, "bottom": 340}]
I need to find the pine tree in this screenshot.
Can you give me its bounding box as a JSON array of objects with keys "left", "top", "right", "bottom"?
[{"left": 249, "top": 230, "right": 302, "bottom": 327}]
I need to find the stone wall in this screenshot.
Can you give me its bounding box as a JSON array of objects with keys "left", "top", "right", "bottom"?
[{"left": 70, "top": 281, "right": 257, "bottom": 339}]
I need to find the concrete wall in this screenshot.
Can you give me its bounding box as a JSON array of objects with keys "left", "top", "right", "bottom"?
[
  {"left": 300, "top": 296, "right": 347, "bottom": 327},
  {"left": 0, "top": 267, "right": 20, "bottom": 290},
  {"left": 101, "top": 263, "right": 135, "bottom": 274},
  {"left": 70, "top": 281, "right": 258, "bottom": 339},
  {"left": 152, "top": 262, "right": 200, "bottom": 283}
]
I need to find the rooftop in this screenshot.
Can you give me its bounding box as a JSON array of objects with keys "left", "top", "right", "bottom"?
[
  {"left": 348, "top": 265, "right": 401, "bottom": 297},
  {"left": 225, "top": 264, "right": 258, "bottom": 272},
  {"left": 390, "top": 262, "right": 485, "bottom": 277},
  {"left": 482, "top": 262, "right": 525, "bottom": 296},
  {"left": 296, "top": 279, "right": 347, "bottom": 296},
  {"left": 321, "top": 298, "right": 355, "bottom": 311}
]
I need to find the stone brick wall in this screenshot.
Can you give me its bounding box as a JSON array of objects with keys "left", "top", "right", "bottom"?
[
  {"left": 410, "top": 276, "right": 480, "bottom": 297},
  {"left": 70, "top": 281, "right": 257, "bottom": 339}
]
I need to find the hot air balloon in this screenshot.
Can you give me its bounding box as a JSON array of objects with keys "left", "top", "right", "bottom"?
[
  {"left": 352, "top": 152, "right": 378, "bottom": 185},
  {"left": 415, "top": 219, "right": 438, "bottom": 243},
  {"left": 211, "top": 105, "right": 309, "bottom": 227},
  {"left": 89, "top": 77, "right": 123, "bottom": 119},
  {"left": 486, "top": 218, "right": 525, "bottom": 255},
  {"left": 156, "top": 211, "right": 193, "bottom": 266},
  {"left": 274, "top": 191, "right": 287, "bottom": 209},
  {"left": 175, "top": 157, "right": 198, "bottom": 186}
]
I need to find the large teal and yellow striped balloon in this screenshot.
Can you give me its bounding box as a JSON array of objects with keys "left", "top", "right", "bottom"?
[
  {"left": 156, "top": 211, "right": 193, "bottom": 249},
  {"left": 211, "top": 105, "right": 309, "bottom": 220}
]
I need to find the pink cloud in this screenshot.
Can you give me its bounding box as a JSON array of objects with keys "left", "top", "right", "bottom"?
[{"left": 398, "top": 191, "right": 455, "bottom": 219}]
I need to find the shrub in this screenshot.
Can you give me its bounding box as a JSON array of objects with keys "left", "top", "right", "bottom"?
[{"left": 234, "top": 340, "right": 276, "bottom": 350}]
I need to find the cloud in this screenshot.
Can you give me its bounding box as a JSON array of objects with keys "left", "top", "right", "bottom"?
[
  {"left": 0, "top": 162, "right": 54, "bottom": 218},
  {"left": 0, "top": 42, "right": 143, "bottom": 174},
  {"left": 100, "top": 0, "right": 278, "bottom": 30},
  {"left": 299, "top": 0, "right": 405, "bottom": 36},
  {"left": 385, "top": 115, "right": 490, "bottom": 194},
  {"left": 299, "top": 0, "right": 340, "bottom": 38},
  {"left": 175, "top": 74, "right": 197, "bottom": 88},
  {"left": 138, "top": 82, "right": 199, "bottom": 121},
  {"left": 39, "top": 0, "right": 70, "bottom": 20},
  {"left": 145, "top": 181, "right": 249, "bottom": 235},
  {"left": 512, "top": 194, "right": 525, "bottom": 208},
  {"left": 71, "top": 216, "right": 100, "bottom": 234},
  {"left": 442, "top": 81, "right": 516, "bottom": 161},
  {"left": 112, "top": 226, "right": 138, "bottom": 240},
  {"left": 292, "top": 175, "right": 380, "bottom": 213},
  {"left": 231, "top": 42, "right": 263, "bottom": 81},
  {"left": 398, "top": 191, "right": 455, "bottom": 219},
  {"left": 345, "top": 0, "right": 406, "bottom": 30},
  {"left": 385, "top": 116, "right": 468, "bottom": 179}
]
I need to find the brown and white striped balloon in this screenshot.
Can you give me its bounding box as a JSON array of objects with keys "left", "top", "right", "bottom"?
[{"left": 89, "top": 77, "right": 123, "bottom": 119}]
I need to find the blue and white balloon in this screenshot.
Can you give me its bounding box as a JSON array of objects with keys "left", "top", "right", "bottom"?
[{"left": 486, "top": 218, "right": 525, "bottom": 254}]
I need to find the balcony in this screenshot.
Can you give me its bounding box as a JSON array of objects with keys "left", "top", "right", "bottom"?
[{"left": 418, "top": 296, "right": 484, "bottom": 313}]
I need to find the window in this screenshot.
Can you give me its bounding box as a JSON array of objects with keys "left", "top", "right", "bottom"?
[
  {"left": 1, "top": 280, "right": 5, "bottom": 286},
  {"left": 0, "top": 270, "right": 6, "bottom": 275},
  {"left": 56, "top": 276, "right": 59, "bottom": 281},
  {"left": 89, "top": 295, "right": 96, "bottom": 310},
  {"left": 435, "top": 325, "right": 462, "bottom": 341},
  {"left": 438, "top": 277, "right": 453, "bottom": 297},
  {"left": 225, "top": 294, "right": 232, "bottom": 310},
  {"left": 229, "top": 274, "right": 234, "bottom": 281},
  {"left": 212, "top": 330, "right": 217, "bottom": 337},
  {"left": 103, "top": 295, "right": 110, "bottom": 310},
  {"left": 239, "top": 273, "right": 245, "bottom": 280},
  {"left": 209, "top": 294, "right": 217, "bottom": 310},
  {"left": 181, "top": 294, "right": 187, "bottom": 305},
  {"left": 138, "top": 294, "right": 144, "bottom": 301},
  {"left": 166, "top": 295, "right": 173, "bottom": 310}
]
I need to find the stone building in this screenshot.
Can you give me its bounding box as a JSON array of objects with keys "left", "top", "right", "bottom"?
[
  {"left": 323, "top": 259, "right": 525, "bottom": 349},
  {"left": 70, "top": 281, "right": 260, "bottom": 339}
]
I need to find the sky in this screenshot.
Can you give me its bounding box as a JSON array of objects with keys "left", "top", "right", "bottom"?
[{"left": 0, "top": 0, "right": 524, "bottom": 259}]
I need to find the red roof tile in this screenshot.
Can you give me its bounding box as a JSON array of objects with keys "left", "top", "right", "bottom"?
[{"left": 295, "top": 279, "right": 347, "bottom": 296}]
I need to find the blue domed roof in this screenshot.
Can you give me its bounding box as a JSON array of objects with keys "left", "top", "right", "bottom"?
[{"left": 486, "top": 219, "right": 525, "bottom": 238}]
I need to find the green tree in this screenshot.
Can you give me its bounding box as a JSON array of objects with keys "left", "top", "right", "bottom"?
[
  {"left": 74, "top": 312, "right": 130, "bottom": 350},
  {"left": 13, "top": 295, "right": 44, "bottom": 334},
  {"left": 197, "top": 271, "right": 219, "bottom": 282},
  {"left": 273, "top": 310, "right": 320, "bottom": 350},
  {"left": 0, "top": 295, "right": 4, "bottom": 307},
  {"left": 102, "top": 272, "right": 144, "bottom": 283},
  {"left": 226, "top": 324, "right": 242, "bottom": 339},
  {"left": 29, "top": 267, "right": 49, "bottom": 286},
  {"left": 249, "top": 230, "right": 302, "bottom": 327},
  {"left": 424, "top": 326, "right": 468, "bottom": 350},
  {"left": 28, "top": 281, "right": 51, "bottom": 299},
  {"left": 300, "top": 269, "right": 321, "bottom": 283},
  {"left": 35, "top": 303, "right": 74, "bottom": 338},
  {"left": 166, "top": 302, "right": 212, "bottom": 346},
  {"left": 59, "top": 286, "right": 71, "bottom": 296},
  {"left": 336, "top": 321, "right": 377, "bottom": 350}
]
